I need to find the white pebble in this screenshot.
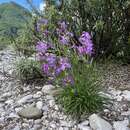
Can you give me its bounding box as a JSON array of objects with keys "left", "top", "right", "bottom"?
[{"left": 36, "top": 101, "right": 43, "bottom": 110}]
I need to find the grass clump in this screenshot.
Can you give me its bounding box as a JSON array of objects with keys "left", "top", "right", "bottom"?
[
  {"left": 15, "top": 58, "right": 44, "bottom": 83},
  {"left": 56, "top": 63, "right": 107, "bottom": 120}
]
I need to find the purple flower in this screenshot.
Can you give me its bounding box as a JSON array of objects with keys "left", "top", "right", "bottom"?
[
  {"left": 80, "top": 32, "right": 91, "bottom": 40},
  {"left": 55, "top": 68, "right": 62, "bottom": 75},
  {"left": 59, "top": 57, "right": 71, "bottom": 71},
  {"left": 59, "top": 35, "right": 69, "bottom": 45},
  {"left": 42, "top": 64, "right": 49, "bottom": 75},
  {"left": 55, "top": 57, "right": 71, "bottom": 75},
  {"left": 66, "top": 32, "right": 73, "bottom": 37},
  {"left": 79, "top": 32, "right": 92, "bottom": 45},
  {"left": 62, "top": 75, "right": 74, "bottom": 86},
  {"left": 78, "top": 32, "right": 93, "bottom": 55},
  {"left": 37, "top": 52, "right": 46, "bottom": 61},
  {"left": 36, "top": 41, "right": 48, "bottom": 54},
  {"left": 43, "top": 30, "right": 49, "bottom": 36},
  {"left": 36, "top": 18, "right": 48, "bottom": 32},
  {"left": 77, "top": 45, "right": 93, "bottom": 55},
  {"left": 58, "top": 21, "right": 67, "bottom": 32},
  {"left": 46, "top": 54, "right": 57, "bottom": 66},
  {"left": 84, "top": 43, "right": 93, "bottom": 55},
  {"left": 77, "top": 46, "right": 85, "bottom": 54},
  {"left": 38, "top": 19, "right": 48, "bottom": 25}
]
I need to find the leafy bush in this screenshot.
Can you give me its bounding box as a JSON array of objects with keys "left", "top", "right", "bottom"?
[{"left": 15, "top": 59, "right": 44, "bottom": 82}]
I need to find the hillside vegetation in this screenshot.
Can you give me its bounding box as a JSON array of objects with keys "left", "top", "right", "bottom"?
[{"left": 0, "top": 2, "right": 31, "bottom": 44}]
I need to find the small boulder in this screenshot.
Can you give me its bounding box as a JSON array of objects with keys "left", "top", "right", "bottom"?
[
  {"left": 18, "top": 105, "right": 43, "bottom": 119},
  {"left": 89, "top": 114, "right": 112, "bottom": 130}
]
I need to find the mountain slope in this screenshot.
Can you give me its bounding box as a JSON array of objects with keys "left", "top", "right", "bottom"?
[{"left": 0, "top": 2, "right": 31, "bottom": 41}]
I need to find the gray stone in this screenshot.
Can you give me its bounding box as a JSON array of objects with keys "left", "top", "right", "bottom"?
[
  {"left": 15, "top": 107, "right": 23, "bottom": 113},
  {"left": 18, "top": 106, "right": 43, "bottom": 119},
  {"left": 50, "top": 123, "right": 56, "bottom": 128},
  {"left": 113, "top": 120, "right": 130, "bottom": 130},
  {"left": 62, "top": 127, "right": 69, "bottom": 130},
  {"left": 42, "top": 105, "right": 48, "bottom": 112},
  {"left": 36, "top": 101, "right": 43, "bottom": 110},
  {"left": 12, "top": 125, "right": 20, "bottom": 130},
  {"left": 2, "top": 92, "right": 12, "bottom": 98},
  {"left": 8, "top": 112, "right": 20, "bottom": 118},
  {"left": 78, "top": 120, "right": 90, "bottom": 130},
  {"left": 33, "top": 91, "right": 42, "bottom": 98},
  {"left": 17, "top": 95, "right": 33, "bottom": 104},
  {"left": 22, "top": 123, "right": 29, "bottom": 128},
  {"left": 89, "top": 114, "right": 112, "bottom": 130},
  {"left": 0, "top": 98, "right": 6, "bottom": 102},
  {"left": 5, "top": 99, "right": 14, "bottom": 105},
  {"left": 78, "top": 126, "right": 91, "bottom": 130},
  {"left": 46, "top": 95, "right": 54, "bottom": 100},
  {"left": 59, "top": 127, "right": 64, "bottom": 130},
  {"left": 0, "top": 117, "right": 4, "bottom": 123},
  {"left": 42, "top": 85, "right": 55, "bottom": 94},
  {"left": 60, "top": 120, "right": 72, "bottom": 127},
  {"left": 122, "top": 90, "right": 130, "bottom": 101},
  {"left": 54, "top": 105, "right": 59, "bottom": 110},
  {"left": 34, "top": 119, "right": 42, "bottom": 124},
  {"left": 49, "top": 100, "right": 55, "bottom": 107},
  {"left": 33, "top": 124, "right": 42, "bottom": 130}
]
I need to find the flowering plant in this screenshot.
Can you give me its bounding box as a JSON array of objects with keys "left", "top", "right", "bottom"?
[
  {"left": 35, "top": 19, "right": 94, "bottom": 85},
  {"left": 35, "top": 18, "right": 106, "bottom": 119}
]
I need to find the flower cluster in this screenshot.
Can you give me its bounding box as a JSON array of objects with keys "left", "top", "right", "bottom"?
[
  {"left": 57, "top": 21, "right": 73, "bottom": 45},
  {"left": 36, "top": 18, "right": 49, "bottom": 36},
  {"left": 62, "top": 75, "right": 74, "bottom": 86},
  {"left": 77, "top": 32, "right": 93, "bottom": 56},
  {"left": 36, "top": 41, "right": 72, "bottom": 86}
]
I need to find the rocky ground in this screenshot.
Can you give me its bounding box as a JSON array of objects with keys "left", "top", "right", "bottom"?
[{"left": 0, "top": 47, "right": 130, "bottom": 130}]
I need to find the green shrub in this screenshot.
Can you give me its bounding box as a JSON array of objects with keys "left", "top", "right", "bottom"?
[
  {"left": 56, "top": 62, "right": 107, "bottom": 120},
  {"left": 15, "top": 59, "right": 44, "bottom": 82}
]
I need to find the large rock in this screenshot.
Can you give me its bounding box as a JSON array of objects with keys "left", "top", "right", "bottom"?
[
  {"left": 18, "top": 105, "right": 43, "bottom": 119},
  {"left": 113, "top": 120, "right": 130, "bottom": 130},
  {"left": 89, "top": 114, "right": 112, "bottom": 130}
]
